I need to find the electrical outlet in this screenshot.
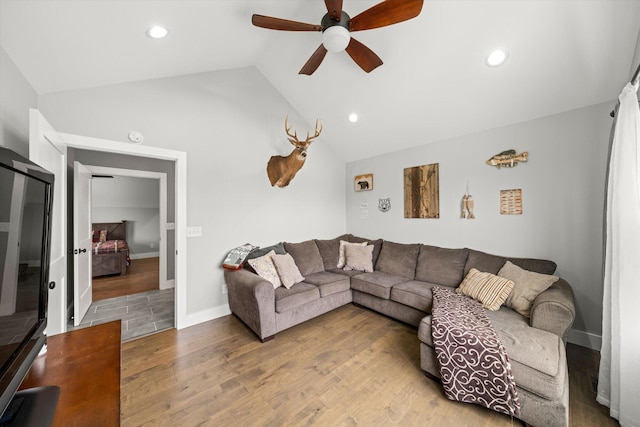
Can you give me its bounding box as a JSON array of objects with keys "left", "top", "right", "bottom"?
[{"left": 222, "top": 283, "right": 228, "bottom": 294}]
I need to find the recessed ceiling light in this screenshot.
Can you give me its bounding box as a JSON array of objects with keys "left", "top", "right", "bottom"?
[
  {"left": 147, "top": 26, "right": 168, "bottom": 39},
  {"left": 486, "top": 49, "right": 508, "bottom": 67},
  {"left": 348, "top": 113, "right": 358, "bottom": 123}
]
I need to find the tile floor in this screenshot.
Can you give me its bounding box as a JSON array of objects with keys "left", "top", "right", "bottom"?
[{"left": 70, "top": 288, "right": 174, "bottom": 341}]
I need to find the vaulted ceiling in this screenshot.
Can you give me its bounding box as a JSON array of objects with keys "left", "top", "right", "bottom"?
[{"left": 2, "top": 0, "right": 639, "bottom": 162}]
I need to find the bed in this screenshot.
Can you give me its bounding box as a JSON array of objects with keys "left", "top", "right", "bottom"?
[{"left": 91, "top": 221, "right": 131, "bottom": 277}]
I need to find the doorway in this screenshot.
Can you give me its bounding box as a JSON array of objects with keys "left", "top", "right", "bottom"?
[
  {"left": 29, "top": 110, "right": 187, "bottom": 336},
  {"left": 74, "top": 170, "right": 175, "bottom": 340},
  {"left": 69, "top": 165, "right": 175, "bottom": 340},
  {"left": 63, "top": 132, "right": 187, "bottom": 331}
]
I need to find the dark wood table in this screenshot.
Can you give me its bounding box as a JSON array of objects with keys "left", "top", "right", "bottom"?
[{"left": 19, "top": 320, "right": 121, "bottom": 427}]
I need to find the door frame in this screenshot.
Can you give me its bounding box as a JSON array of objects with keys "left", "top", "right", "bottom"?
[
  {"left": 61, "top": 132, "right": 188, "bottom": 329},
  {"left": 84, "top": 165, "right": 171, "bottom": 289}
]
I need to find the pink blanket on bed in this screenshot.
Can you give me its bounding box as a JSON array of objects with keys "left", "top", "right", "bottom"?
[
  {"left": 92, "top": 240, "right": 131, "bottom": 265},
  {"left": 92, "top": 239, "right": 128, "bottom": 254},
  {"left": 431, "top": 286, "right": 521, "bottom": 417}
]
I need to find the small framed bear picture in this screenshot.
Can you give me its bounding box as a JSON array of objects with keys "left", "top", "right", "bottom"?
[{"left": 354, "top": 174, "right": 373, "bottom": 192}]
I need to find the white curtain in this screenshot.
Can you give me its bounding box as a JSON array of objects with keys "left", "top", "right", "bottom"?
[{"left": 598, "top": 82, "right": 640, "bottom": 427}]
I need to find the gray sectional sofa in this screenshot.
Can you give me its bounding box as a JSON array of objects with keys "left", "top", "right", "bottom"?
[{"left": 223, "top": 234, "right": 575, "bottom": 427}]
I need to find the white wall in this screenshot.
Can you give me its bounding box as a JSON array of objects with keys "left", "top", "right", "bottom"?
[
  {"left": 0, "top": 45, "right": 37, "bottom": 156},
  {"left": 630, "top": 26, "right": 640, "bottom": 80},
  {"left": 346, "top": 101, "right": 614, "bottom": 348},
  {"left": 92, "top": 176, "right": 160, "bottom": 257},
  {"left": 39, "top": 67, "right": 346, "bottom": 318}
]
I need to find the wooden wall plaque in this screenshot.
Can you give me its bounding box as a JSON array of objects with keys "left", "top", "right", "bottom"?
[{"left": 404, "top": 163, "right": 439, "bottom": 218}]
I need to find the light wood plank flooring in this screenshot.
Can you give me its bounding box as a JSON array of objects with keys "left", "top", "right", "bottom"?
[
  {"left": 93, "top": 257, "right": 159, "bottom": 301},
  {"left": 121, "top": 304, "right": 617, "bottom": 426}
]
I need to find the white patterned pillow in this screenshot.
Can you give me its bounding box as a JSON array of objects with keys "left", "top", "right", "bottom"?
[
  {"left": 337, "top": 240, "right": 367, "bottom": 268},
  {"left": 247, "top": 250, "right": 281, "bottom": 289},
  {"left": 343, "top": 244, "right": 374, "bottom": 273},
  {"left": 272, "top": 253, "right": 305, "bottom": 289},
  {"left": 456, "top": 268, "right": 514, "bottom": 311}
]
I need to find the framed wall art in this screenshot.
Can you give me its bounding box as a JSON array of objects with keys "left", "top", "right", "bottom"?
[
  {"left": 404, "top": 163, "right": 439, "bottom": 218},
  {"left": 355, "top": 174, "right": 373, "bottom": 191},
  {"left": 500, "top": 188, "right": 522, "bottom": 215}
]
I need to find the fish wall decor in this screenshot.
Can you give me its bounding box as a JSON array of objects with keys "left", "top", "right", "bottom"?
[{"left": 486, "top": 149, "right": 528, "bottom": 169}]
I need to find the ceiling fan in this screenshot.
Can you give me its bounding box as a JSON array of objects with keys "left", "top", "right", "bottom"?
[{"left": 252, "top": 0, "right": 424, "bottom": 75}]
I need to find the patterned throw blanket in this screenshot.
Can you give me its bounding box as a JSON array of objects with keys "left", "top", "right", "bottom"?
[
  {"left": 92, "top": 240, "right": 131, "bottom": 265},
  {"left": 431, "top": 286, "right": 521, "bottom": 417}
]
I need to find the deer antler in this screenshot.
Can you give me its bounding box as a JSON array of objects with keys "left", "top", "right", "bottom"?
[{"left": 284, "top": 115, "right": 322, "bottom": 146}]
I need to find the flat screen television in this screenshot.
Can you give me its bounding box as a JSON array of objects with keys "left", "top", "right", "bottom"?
[{"left": 0, "top": 146, "right": 58, "bottom": 425}]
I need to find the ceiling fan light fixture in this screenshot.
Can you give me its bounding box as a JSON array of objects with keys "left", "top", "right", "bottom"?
[{"left": 322, "top": 26, "right": 350, "bottom": 52}]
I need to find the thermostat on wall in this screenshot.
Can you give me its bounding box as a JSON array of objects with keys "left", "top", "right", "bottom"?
[{"left": 127, "top": 131, "right": 144, "bottom": 144}]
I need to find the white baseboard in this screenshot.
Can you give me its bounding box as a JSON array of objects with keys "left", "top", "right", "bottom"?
[
  {"left": 181, "top": 304, "right": 231, "bottom": 329},
  {"left": 568, "top": 328, "right": 602, "bottom": 350},
  {"left": 160, "top": 279, "right": 175, "bottom": 290},
  {"left": 130, "top": 252, "right": 159, "bottom": 260}
]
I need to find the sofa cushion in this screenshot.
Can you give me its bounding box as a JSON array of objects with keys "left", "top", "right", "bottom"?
[
  {"left": 303, "top": 271, "right": 351, "bottom": 297},
  {"left": 314, "top": 234, "right": 349, "bottom": 270},
  {"left": 487, "top": 307, "right": 565, "bottom": 400},
  {"left": 348, "top": 235, "right": 383, "bottom": 266},
  {"left": 284, "top": 240, "right": 324, "bottom": 276},
  {"left": 246, "top": 250, "right": 281, "bottom": 289},
  {"left": 272, "top": 253, "right": 305, "bottom": 289},
  {"left": 337, "top": 240, "right": 367, "bottom": 268},
  {"left": 325, "top": 268, "right": 364, "bottom": 277},
  {"left": 456, "top": 268, "right": 514, "bottom": 311},
  {"left": 415, "top": 245, "right": 469, "bottom": 287},
  {"left": 351, "top": 272, "right": 409, "bottom": 299},
  {"left": 464, "top": 249, "right": 557, "bottom": 276},
  {"left": 418, "top": 307, "right": 565, "bottom": 401},
  {"left": 343, "top": 244, "right": 374, "bottom": 273},
  {"left": 390, "top": 280, "right": 440, "bottom": 312},
  {"left": 275, "top": 283, "right": 320, "bottom": 313},
  {"left": 375, "top": 241, "right": 421, "bottom": 279},
  {"left": 498, "top": 261, "right": 559, "bottom": 318}
]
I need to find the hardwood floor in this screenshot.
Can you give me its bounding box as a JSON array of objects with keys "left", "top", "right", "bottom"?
[
  {"left": 120, "top": 304, "right": 618, "bottom": 426},
  {"left": 93, "top": 257, "right": 159, "bottom": 301}
]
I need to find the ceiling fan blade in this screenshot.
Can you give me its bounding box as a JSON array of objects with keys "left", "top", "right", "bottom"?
[
  {"left": 252, "top": 14, "right": 323, "bottom": 32},
  {"left": 345, "top": 37, "right": 383, "bottom": 73},
  {"left": 299, "top": 45, "right": 328, "bottom": 75},
  {"left": 349, "top": 0, "right": 424, "bottom": 32},
  {"left": 324, "top": 0, "right": 343, "bottom": 21}
]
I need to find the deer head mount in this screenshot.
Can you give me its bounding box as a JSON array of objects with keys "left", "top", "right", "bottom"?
[{"left": 267, "top": 116, "right": 322, "bottom": 187}]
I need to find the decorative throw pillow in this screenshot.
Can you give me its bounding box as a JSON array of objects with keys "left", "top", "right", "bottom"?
[
  {"left": 99, "top": 229, "right": 108, "bottom": 243},
  {"left": 244, "top": 242, "right": 286, "bottom": 273},
  {"left": 92, "top": 229, "right": 100, "bottom": 243},
  {"left": 343, "top": 244, "right": 374, "bottom": 273},
  {"left": 272, "top": 253, "right": 305, "bottom": 289},
  {"left": 247, "top": 250, "right": 281, "bottom": 289},
  {"left": 498, "top": 261, "right": 559, "bottom": 318},
  {"left": 337, "top": 240, "right": 367, "bottom": 268},
  {"left": 456, "top": 268, "right": 514, "bottom": 311}
]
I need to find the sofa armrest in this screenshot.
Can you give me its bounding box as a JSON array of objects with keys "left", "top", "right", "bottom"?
[
  {"left": 529, "top": 278, "right": 575, "bottom": 342},
  {"left": 224, "top": 269, "right": 277, "bottom": 341}
]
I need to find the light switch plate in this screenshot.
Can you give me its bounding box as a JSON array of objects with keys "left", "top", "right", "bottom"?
[{"left": 186, "top": 226, "right": 202, "bottom": 237}]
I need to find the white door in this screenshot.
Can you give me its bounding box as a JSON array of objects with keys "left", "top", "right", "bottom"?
[
  {"left": 73, "top": 162, "right": 92, "bottom": 325},
  {"left": 29, "top": 109, "right": 67, "bottom": 335}
]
